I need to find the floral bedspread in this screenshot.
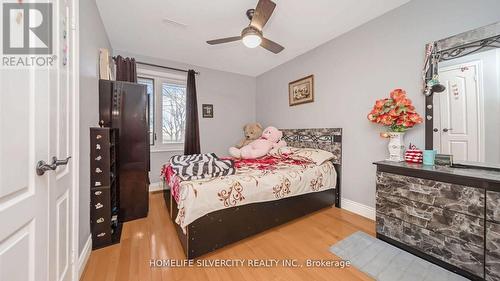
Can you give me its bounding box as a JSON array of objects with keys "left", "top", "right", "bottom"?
[{"left": 164, "top": 156, "right": 337, "bottom": 232}]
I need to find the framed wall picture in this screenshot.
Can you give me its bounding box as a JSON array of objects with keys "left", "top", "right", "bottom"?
[
  {"left": 289, "top": 75, "right": 314, "bottom": 106},
  {"left": 202, "top": 104, "right": 214, "bottom": 118}
]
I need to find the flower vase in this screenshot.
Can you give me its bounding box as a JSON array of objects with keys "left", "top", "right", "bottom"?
[{"left": 387, "top": 132, "right": 405, "bottom": 162}]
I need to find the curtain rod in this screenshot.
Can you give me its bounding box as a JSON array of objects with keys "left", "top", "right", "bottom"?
[
  {"left": 137, "top": 61, "right": 200, "bottom": 75},
  {"left": 112, "top": 56, "right": 200, "bottom": 75}
]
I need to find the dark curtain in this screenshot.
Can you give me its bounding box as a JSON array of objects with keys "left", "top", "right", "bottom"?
[
  {"left": 184, "top": 70, "right": 201, "bottom": 155},
  {"left": 114, "top": 55, "right": 137, "bottom": 82}
]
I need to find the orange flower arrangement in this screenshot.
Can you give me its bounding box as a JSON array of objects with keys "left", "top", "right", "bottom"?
[{"left": 367, "top": 89, "right": 423, "bottom": 132}]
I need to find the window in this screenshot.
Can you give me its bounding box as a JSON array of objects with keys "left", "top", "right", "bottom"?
[
  {"left": 161, "top": 82, "right": 186, "bottom": 143},
  {"left": 137, "top": 68, "right": 187, "bottom": 151}
]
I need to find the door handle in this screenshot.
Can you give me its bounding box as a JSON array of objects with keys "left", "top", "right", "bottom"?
[
  {"left": 443, "top": 128, "right": 453, "bottom": 132},
  {"left": 36, "top": 156, "right": 71, "bottom": 176}
]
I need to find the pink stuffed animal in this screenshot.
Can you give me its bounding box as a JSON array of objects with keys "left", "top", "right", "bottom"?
[{"left": 229, "top": 126, "right": 287, "bottom": 159}]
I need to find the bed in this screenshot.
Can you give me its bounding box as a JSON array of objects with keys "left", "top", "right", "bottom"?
[{"left": 164, "top": 128, "right": 342, "bottom": 259}]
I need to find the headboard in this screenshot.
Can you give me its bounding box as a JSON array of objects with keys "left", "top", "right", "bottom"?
[
  {"left": 280, "top": 128, "right": 342, "bottom": 207},
  {"left": 280, "top": 128, "right": 342, "bottom": 165}
]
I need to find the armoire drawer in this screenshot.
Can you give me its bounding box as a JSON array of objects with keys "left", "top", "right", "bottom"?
[
  {"left": 376, "top": 192, "right": 484, "bottom": 247},
  {"left": 90, "top": 187, "right": 111, "bottom": 221},
  {"left": 91, "top": 228, "right": 112, "bottom": 248},
  {"left": 377, "top": 172, "right": 484, "bottom": 218}
]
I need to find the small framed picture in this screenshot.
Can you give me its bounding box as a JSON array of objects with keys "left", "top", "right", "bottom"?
[
  {"left": 202, "top": 104, "right": 214, "bottom": 118},
  {"left": 289, "top": 75, "right": 314, "bottom": 106}
]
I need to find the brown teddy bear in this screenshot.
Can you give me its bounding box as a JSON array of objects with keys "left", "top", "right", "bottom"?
[{"left": 235, "top": 123, "right": 263, "bottom": 148}]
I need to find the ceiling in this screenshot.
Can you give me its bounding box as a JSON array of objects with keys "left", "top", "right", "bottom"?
[{"left": 96, "top": 0, "right": 410, "bottom": 76}]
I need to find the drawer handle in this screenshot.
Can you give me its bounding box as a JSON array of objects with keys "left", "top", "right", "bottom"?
[
  {"left": 97, "top": 232, "right": 106, "bottom": 237},
  {"left": 95, "top": 203, "right": 103, "bottom": 209},
  {"left": 94, "top": 191, "right": 102, "bottom": 196},
  {"left": 96, "top": 217, "right": 104, "bottom": 223}
]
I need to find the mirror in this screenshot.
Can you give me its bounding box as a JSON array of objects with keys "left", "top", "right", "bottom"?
[
  {"left": 425, "top": 22, "right": 500, "bottom": 166},
  {"left": 434, "top": 48, "right": 500, "bottom": 163}
]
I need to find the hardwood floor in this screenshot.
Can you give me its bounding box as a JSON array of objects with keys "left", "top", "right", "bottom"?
[{"left": 81, "top": 192, "right": 376, "bottom": 281}]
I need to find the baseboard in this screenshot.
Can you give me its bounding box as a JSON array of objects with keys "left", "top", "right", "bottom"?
[
  {"left": 78, "top": 235, "right": 92, "bottom": 280},
  {"left": 149, "top": 182, "right": 164, "bottom": 192},
  {"left": 341, "top": 198, "right": 375, "bottom": 220}
]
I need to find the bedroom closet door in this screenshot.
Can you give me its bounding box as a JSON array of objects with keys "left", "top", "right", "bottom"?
[{"left": 0, "top": 1, "right": 77, "bottom": 280}]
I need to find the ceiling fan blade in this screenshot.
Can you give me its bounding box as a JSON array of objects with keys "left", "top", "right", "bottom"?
[
  {"left": 261, "top": 37, "right": 284, "bottom": 54},
  {"left": 206, "top": 36, "right": 241, "bottom": 45},
  {"left": 250, "top": 0, "right": 276, "bottom": 31}
]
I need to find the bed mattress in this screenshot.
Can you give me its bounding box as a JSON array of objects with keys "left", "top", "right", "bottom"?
[{"left": 169, "top": 156, "right": 337, "bottom": 230}]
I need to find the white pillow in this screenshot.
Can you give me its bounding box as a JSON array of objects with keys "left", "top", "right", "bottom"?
[{"left": 268, "top": 146, "right": 334, "bottom": 165}]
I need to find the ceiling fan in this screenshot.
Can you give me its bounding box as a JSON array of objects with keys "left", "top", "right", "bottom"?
[{"left": 206, "top": 0, "right": 284, "bottom": 54}]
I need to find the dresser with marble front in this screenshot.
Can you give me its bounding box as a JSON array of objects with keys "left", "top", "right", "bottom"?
[{"left": 374, "top": 161, "right": 500, "bottom": 281}]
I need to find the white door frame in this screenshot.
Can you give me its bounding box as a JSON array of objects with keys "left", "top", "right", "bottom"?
[
  {"left": 70, "top": 0, "right": 80, "bottom": 280},
  {"left": 437, "top": 60, "right": 484, "bottom": 162}
]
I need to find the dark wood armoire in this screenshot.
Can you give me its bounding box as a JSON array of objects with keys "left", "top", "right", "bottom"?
[{"left": 99, "top": 79, "right": 150, "bottom": 221}]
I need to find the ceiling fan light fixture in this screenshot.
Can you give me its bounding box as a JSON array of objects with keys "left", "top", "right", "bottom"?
[
  {"left": 242, "top": 34, "right": 262, "bottom": 48},
  {"left": 241, "top": 27, "right": 262, "bottom": 48},
  {"left": 206, "top": 0, "right": 284, "bottom": 53}
]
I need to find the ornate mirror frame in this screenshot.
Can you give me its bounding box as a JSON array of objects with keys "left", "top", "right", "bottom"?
[{"left": 424, "top": 22, "right": 500, "bottom": 150}]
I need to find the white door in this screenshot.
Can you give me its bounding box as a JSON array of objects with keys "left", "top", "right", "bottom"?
[
  {"left": 436, "top": 62, "right": 481, "bottom": 162},
  {"left": 0, "top": 1, "right": 76, "bottom": 281}
]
